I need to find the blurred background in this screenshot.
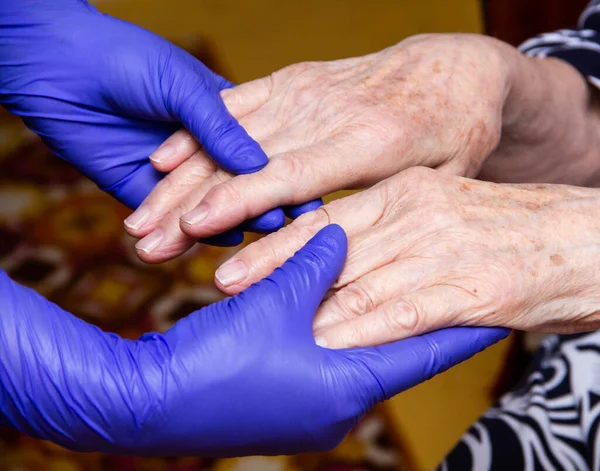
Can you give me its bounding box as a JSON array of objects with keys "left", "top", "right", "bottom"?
[{"left": 0, "top": 0, "right": 591, "bottom": 470}]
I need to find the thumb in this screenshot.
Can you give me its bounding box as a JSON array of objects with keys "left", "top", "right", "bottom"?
[
  {"left": 165, "top": 51, "right": 268, "bottom": 174},
  {"left": 344, "top": 327, "right": 510, "bottom": 403},
  {"left": 239, "top": 224, "right": 347, "bottom": 325}
]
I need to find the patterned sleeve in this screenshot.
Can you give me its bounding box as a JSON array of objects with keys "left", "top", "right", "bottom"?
[{"left": 519, "top": 0, "right": 600, "bottom": 86}]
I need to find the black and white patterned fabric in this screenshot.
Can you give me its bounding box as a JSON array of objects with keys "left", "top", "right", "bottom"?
[
  {"left": 520, "top": 0, "right": 600, "bottom": 87},
  {"left": 438, "top": 332, "right": 600, "bottom": 470},
  {"left": 437, "top": 3, "right": 600, "bottom": 469}
]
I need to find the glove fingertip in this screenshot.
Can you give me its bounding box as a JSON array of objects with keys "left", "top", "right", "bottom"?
[
  {"left": 301, "top": 224, "right": 347, "bottom": 263},
  {"left": 242, "top": 208, "right": 285, "bottom": 233},
  {"left": 347, "top": 326, "right": 509, "bottom": 401},
  {"left": 102, "top": 164, "right": 165, "bottom": 210},
  {"left": 204, "top": 101, "right": 268, "bottom": 175},
  {"left": 179, "top": 87, "right": 268, "bottom": 175},
  {"left": 261, "top": 224, "right": 347, "bottom": 307},
  {"left": 199, "top": 230, "right": 245, "bottom": 247},
  {"left": 284, "top": 199, "right": 323, "bottom": 219},
  {"left": 432, "top": 327, "right": 510, "bottom": 355},
  {"left": 222, "top": 144, "right": 268, "bottom": 174}
]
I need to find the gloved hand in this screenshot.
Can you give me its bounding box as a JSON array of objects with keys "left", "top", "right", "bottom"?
[
  {"left": 0, "top": 0, "right": 287, "bottom": 246},
  {"left": 0, "top": 224, "right": 509, "bottom": 456}
]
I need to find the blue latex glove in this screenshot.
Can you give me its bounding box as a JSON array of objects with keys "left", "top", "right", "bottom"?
[
  {"left": 0, "top": 224, "right": 509, "bottom": 456},
  {"left": 0, "top": 0, "right": 297, "bottom": 244}
]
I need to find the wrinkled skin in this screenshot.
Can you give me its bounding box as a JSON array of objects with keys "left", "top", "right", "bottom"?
[
  {"left": 127, "top": 32, "right": 600, "bottom": 263},
  {"left": 126, "top": 33, "right": 513, "bottom": 262},
  {"left": 0, "top": 225, "right": 508, "bottom": 455},
  {"left": 124, "top": 128, "right": 321, "bottom": 260},
  {"left": 0, "top": 0, "right": 317, "bottom": 247},
  {"left": 215, "top": 167, "right": 600, "bottom": 348}
]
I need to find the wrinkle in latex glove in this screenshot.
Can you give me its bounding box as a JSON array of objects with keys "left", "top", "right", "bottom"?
[
  {"left": 0, "top": 225, "right": 509, "bottom": 456},
  {"left": 0, "top": 0, "right": 286, "bottom": 243}
]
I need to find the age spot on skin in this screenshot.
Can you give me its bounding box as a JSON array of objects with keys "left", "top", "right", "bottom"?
[
  {"left": 359, "top": 75, "right": 372, "bottom": 89},
  {"left": 526, "top": 202, "right": 542, "bottom": 211},
  {"left": 530, "top": 239, "right": 544, "bottom": 252},
  {"left": 550, "top": 254, "right": 565, "bottom": 265},
  {"left": 459, "top": 182, "right": 472, "bottom": 192}
]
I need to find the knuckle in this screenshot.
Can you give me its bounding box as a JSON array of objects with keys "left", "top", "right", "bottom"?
[
  {"left": 152, "top": 172, "right": 186, "bottom": 200},
  {"left": 285, "top": 61, "right": 319, "bottom": 75},
  {"left": 479, "top": 262, "right": 518, "bottom": 314},
  {"left": 337, "top": 283, "right": 377, "bottom": 319},
  {"left": 174, "top": 199, "right": 199, "bottom": 223},
  {"left": 207, "top": 180, "right": 242, "bottom": 206},
  {"left": 382, "top": 298, "right": 420, "bottom": 336},
  {"left": 233, "top": 232, "right": 287, "bottom": 277},
  {"left": 179, "top": 130, "right": 201, "bottom": 152},
  {"left": 253, "top": 231, "right": 282, "bottom": 258},
  {"left": 401, "top": 166, "right": 439, "bottom": 184},
  {"left": 294, "top": 206, "right": 332, "bottom": 231},
  {"left": 185, "top": 153, "right": 217, "bottom": 180},
  {"left": 269, "top": 154, "right": 306, "bottom": 187}
]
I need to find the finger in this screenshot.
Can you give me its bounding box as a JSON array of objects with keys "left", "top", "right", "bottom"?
[
  {"left": 124, "top": 150, "right": 220, "bottom": 237},
  {"left": 240, "top": 224, "right": 347, "bottom": 328},
  {"left": 150, "top": 128, "right": 201, "bottom": 172},
  {"left": 213, "top": 191, "right": 381, "bottom": 294},
  {"left": 200, "top": 230, "right": 245, "bottom": 248},
  {"left": 169, "top": 64, "right": 268, "bottom": 175},
  {"left": 135, "top": 211, "right": 245, "bottom": 260},
  {"left": 284, "top": 199, "right": 323, "bottom": 219},
  {"left": 178, "top": 139, "right": 362, "bottom": 239},
  {"left": 126, "top": 152, "right": 283, "bottom": 249},
  {"left": 240, "top": 208, "right": 286, "bottom": 234},
  {"left": 105, "top": 162, "right": 165, "bottom": 210},
  {"left": 314, "top": 285, "right": 476, "bottom": 349},
  {"left": 150, "top": 75, "right": 274, "bottom": 172},
  {"left": 313, "top": 258, "right": 434, "bottom": 331},
  {"left": 132, "top": 169, "right": 242, "bottom": 262},
  {"left": 335, "top": 229, "right": 413, "bottom": 289},
  {"left": 343, "top": 327, "right": 510, "bottom": 402},
  {"left": 150, "top": 77, "right": 274, "bottom": 173},
  {"left": 220, "top": 76, "right": 272, "bottom": 119},
  {"left": 213, "top": 208, "right": 332, "bottom": 293}
]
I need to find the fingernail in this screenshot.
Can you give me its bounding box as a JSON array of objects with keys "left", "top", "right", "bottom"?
[
  {"left": 135, "top": 229, "right": 164, "bottom": 254},
  {"left": 150, "top": 143, "right": 174, "bottom": 164},
  {"left": 315, "top": 336, "right": 328, "bottom": 348},
  {"left": 181, "top": 203, "right": 210, "bottom": 226},
  {"left": 124, "top": 206, "right": 150, "bottom": 231},
  {"left": 215, "top": 260, "right": 248, "bottom": 287}
]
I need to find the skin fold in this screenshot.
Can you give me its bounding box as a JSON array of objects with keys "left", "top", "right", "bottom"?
[
  {"left": 126, "top": 32, "right": 600, "bottom": 348},
  {"left": 216, "top": 168, "right": 600, "bottom": 348},
  {"left": 127, "top": 33, "right": 600, "bottom": 264}
]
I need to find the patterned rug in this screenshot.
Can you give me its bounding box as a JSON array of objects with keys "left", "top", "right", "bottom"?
[{"left": 0, "top": 102, "right": 409, "bottom": 470}]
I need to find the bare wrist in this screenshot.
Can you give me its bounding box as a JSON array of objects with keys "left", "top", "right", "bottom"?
[{"left": 480, "top": 41, "right": 600, "bottom": 186}]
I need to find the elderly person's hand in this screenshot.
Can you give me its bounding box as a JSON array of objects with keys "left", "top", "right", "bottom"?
[
  {"left": 214, "top": 167, "right": 600, "bottom": 348},
  {"left": 1, "top": 0, "right": 319, "bottom": 249},
  {"left": 121, "top": 132, "right": 322, "bottom": 261},
  {"left": 0, "top": 225, "right": 508, "bottom": 454},
  {"left": 128, "top": 32, "right": 600, "bottom": 262}
]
